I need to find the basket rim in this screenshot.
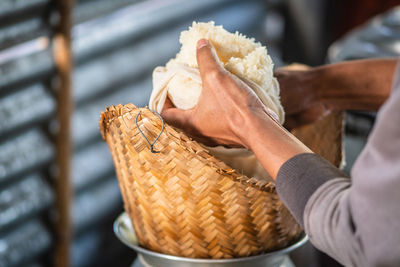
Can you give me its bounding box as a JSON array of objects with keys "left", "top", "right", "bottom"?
[{"left": 100, "top": 104, "right": 276, "bottom": 192}]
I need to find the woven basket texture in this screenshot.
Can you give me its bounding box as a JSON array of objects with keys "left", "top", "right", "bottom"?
[{"left": 99, "top": 103, "right": 343, "bottom": 259}]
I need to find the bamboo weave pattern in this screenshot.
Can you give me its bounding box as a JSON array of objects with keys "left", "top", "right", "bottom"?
[{"left": 100, "top": 104, "right": 302, "bottom": 259}]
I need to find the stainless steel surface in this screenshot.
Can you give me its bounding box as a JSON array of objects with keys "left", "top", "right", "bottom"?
[
  {"left": 328, "top": 6, "right": 400, "bottom": 62},
  {"left": 114, "top": 212, "right": 308, "bottom": 267},
  {"left": 131, "top": 255, "right": 296, "bottom": 267}
]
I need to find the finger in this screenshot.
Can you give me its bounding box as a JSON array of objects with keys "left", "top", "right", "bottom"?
[
  {"left": 161, "top": 108, "right": 187, "bottom": 128},
  {"left": 273, "top": 68, "right": 285, "bottom": 80},
  {"left": 162, "top": 96, "right": 175, "bottom": 110},
  {"left": 281, "top": 63, "right": 310, "bottom": 71},
  {"left": 161, "top": 98, "right": 190, "bottom": 129},
  {"left": 196, "top": 39, "right": 225, "bottom": 82}
]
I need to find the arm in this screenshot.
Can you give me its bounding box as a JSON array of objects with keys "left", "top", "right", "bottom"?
[
  {"left": 302, "top": 77, "right": 400, "bottom": 266},
  {"left": 317, "top": 58, "right": 396, "bottom": 110},
  {"left": 276, "top": 59, "right": 397, "bottom": 129}
]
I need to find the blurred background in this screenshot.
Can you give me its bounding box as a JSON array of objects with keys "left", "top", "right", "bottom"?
[{"left": 1, "top": 0, "right": 400, "bottom": 266}]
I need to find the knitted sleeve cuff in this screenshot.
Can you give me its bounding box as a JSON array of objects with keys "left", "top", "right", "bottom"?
[{"left": 276, "top": 153, "right": 348, "bottom": 228}]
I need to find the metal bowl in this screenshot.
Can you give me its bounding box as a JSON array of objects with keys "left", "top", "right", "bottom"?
[{"left": 114, "top": 212, "right": 308, "bottom": 267}]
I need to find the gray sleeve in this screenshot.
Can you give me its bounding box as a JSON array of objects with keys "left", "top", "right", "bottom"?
[
  {"left": 277, "top": 154, "right": 382, "bottom": 267},
  {"left": 276, "top": 153, "right": 362, "bottom": 266},
  {"left": 276, "top": 153, "right": 348, "bottom": 228},
  {"left": 276, "top": 154, "right": 390, "bottom": 266},
  {"left": 276, "top": 63, "right": 400, "bottom": 267},
  {"left": 303, "top": 178, "right": 366, "bottom": 267},
  {"left": 306, "top": 63, "right": 400, "bottom": 267}
]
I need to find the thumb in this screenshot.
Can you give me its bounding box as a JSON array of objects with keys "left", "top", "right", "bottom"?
[
  {"left": 161, "top": 97, "right": 190, "bottom": 129},
  {"left": 196, "top": 39, "right": 225, "bottom": 82}
]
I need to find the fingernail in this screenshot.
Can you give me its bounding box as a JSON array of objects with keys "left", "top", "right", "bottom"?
[{"left": 197, "top": 39, "right": 209, "bottom": 49}]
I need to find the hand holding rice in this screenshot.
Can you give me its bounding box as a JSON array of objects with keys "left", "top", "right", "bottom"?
[{"left": 150, "top": 21, "right": 285, "bottom": 181}]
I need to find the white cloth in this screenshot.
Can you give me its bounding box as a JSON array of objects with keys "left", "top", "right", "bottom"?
[{"left": 149, "top": 64, "right": 283, "bottom": 182}]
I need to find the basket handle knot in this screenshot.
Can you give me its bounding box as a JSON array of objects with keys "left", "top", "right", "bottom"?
[{"left": 135, "top": 109, "right": 165, "bottom": 153}]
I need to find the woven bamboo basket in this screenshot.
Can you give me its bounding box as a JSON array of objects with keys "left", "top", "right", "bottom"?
[{"left": 99, "top": 103, "right": 343, "bottom": 259}]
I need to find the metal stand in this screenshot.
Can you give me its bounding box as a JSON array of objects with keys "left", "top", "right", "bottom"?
[{"left": 131, "top": 255, "right": 296, "bottom": 267}]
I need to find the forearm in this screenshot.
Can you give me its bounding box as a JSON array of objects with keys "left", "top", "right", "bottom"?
[
  {"left": 316, "top": 58, "right": 397, "bottom": 111},
  {"left": 238, "top": 109, "right": 311, "bottom": 179},
  {"left": 235, "top": 58, "right": 397, "bottom": 179}
]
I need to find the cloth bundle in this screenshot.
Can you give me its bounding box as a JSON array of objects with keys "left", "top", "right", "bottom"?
[{"left": 149, "top": 21, "right": 285, "bottom": 181}]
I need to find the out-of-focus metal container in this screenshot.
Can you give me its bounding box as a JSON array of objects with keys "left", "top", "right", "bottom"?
[
  {"left": 328, "top": 6, "right": 400, "bottom": 63},
  {"left": 114, "top": 212, "right": 308, "bottom": 267}
]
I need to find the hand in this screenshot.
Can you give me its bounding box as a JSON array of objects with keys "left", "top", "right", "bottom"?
[
  {"left": 161, "top": 39, "right": 273, "bottom": 148},
  {"left": 274, "top": 64, "right": 331, "bottom": 130},
  {"left": 162, "top": 40, "right": 311, "bottom": 179}
]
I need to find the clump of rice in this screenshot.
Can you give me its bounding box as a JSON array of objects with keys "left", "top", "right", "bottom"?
[{"left": 167, "top": 21, "right": 278, "bottom": 102}]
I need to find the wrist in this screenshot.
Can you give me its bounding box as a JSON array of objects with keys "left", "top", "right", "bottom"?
[
  {"left": 234, "top": 108, "right": 272, "bottom": 150},
  {"left": 236, "top": 108, "right": 312, "bottom": 178}
]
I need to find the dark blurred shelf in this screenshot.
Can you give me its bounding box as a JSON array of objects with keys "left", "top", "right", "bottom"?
[
  {"left": 72, "top": 141, "right": 114, "bottom": 191},
  {"left": 0, "top": 17, "right": 51, "bottom": 50},
  {"left": 74, "top": 0, "right": 143, "bottom": 24},
  {"left": 0, "top": 0, "right": 50, "bottom": 25},
  {"left": 0, "top": 218, "right": 51, "bottom": 267},
  {"left": 73, "top": 78, "right": 152, "bottom": 147},
  {"left": 0, "top": 83, "right": 55, "bottom": 138},
  {"left": 71, "top": 219, "right": 135, "bottom": 267},
  {"left": 72, "top": 0, "right": 234, "bottom": 62},
  {"left": 72, "top": 178, "right": 122, "bottom": 232},
  {"left": 0, "top": 174, "right": 53, "bottom": 233},
  {"left": 0, "top": 46, "right": 54, "bottom": 92},
  {"left": 0, "top": 129, "right": 54, "bottom": 184},
  {"left": 73, "top": 29, "right": 178, "bottom": 103}
]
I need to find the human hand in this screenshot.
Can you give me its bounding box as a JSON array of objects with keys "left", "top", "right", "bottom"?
[
  {"left": 161, "top": 39, "right": 274, "bottom": 149},
  {"left": 275, "top": 64, "right": 331, "bottom": 130}
]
